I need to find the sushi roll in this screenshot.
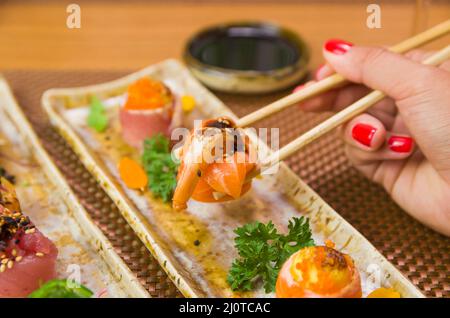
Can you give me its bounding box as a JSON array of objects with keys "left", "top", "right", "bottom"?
[
  {"left": 172, "top": 117, "right": 256, "bottom": 211},
  {"left": 0, "top": 177, "right": 58, "bottom": 298},
  {"left": 119, "top": 78, "right": 175, "bottom": 149}
]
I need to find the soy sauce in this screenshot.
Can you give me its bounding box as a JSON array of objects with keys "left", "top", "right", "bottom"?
[{"left": 188, "top": 25, "right": 300, "bottom": 72}]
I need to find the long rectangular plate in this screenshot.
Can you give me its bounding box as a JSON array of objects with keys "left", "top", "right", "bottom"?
[
  {"left": 0, "top": 77, "right": 149, "bottom": 298},
  {"left": 42, "top": 60, "right": 424, "bottom": 298}
]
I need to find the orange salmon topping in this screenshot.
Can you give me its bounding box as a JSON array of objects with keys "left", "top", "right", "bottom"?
[{"left": 124, "top": 78, "right": 171, "bottom": 110}]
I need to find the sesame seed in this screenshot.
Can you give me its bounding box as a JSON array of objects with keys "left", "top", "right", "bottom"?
[
  {"left": 0, "top": 254, "right": 5, "bottom": 259},
  {"left": 1, "top": 258, "right": 8, "bottom": 264},
  {"left": 11, "top": 249, "right": 17, "bottom": 256},
  {"left": 35, "top": 252, "right": 44, "bottom": 257},
  {"left": 7, "top": 260, "right": 13, "bottom": 269},
  {"left": 25, "top": 228, "right": 36, "bottom": 234},
  {"left": 0, "top": 264, "right": 5, "bottom": 273},
  {"left": 15, "top": 256, "right": 22, "bottom": 262}
]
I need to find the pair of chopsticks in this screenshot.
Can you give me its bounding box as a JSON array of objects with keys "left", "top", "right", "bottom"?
[{"left": 238, "top": 19, "right": 450, "bottom": 177}]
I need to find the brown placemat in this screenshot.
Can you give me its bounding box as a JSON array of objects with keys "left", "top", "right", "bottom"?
[{"left": 3, "top": 70, "right": 449, "bottom": 298}]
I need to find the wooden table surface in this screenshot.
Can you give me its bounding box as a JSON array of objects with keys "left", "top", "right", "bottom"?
[{"left": 1, "top": 1, "right": 449, "bottom": 72}]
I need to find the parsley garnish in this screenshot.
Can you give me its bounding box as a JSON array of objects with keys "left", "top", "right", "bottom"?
[
  {"left": 227, "top": 217, "right": 314, "bottom": 293},
  {"left": 87, "top": 96, "right": 108, "bottom": 132},
  {"left": 28, "top": 279, "right": 93, "bottom": 298},
  {"left": 141, "top": 134, "right": 179, "bottom": 202}
]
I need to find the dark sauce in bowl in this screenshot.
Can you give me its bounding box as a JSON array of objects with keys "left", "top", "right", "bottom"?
[
  {"left": 188, "top": 25, "right": 301, "bottom": 72},
  {"left": 184, "top": 22, "right": 309, "bottom": 93}
]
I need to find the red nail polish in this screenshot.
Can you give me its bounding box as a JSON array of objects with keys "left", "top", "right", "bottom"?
[
  {"left": 314, "top": 64, "right": 326, "bottom": 80},
  {"left": 388, "top": 136, "right": 413, "bottom": 153},
  {"left": 324, "top": 39, "right": 353, "bottom": 55},
  {"left": 352, "top": 123, "right": 377, "bottom": 147},
  {"left": 293, "top": 84, "right": 305, "bottom": 93}
]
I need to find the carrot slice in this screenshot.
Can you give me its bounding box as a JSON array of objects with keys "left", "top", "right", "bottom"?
[{"left": 119, "top": 157, "right": 148, "bottom": 189}]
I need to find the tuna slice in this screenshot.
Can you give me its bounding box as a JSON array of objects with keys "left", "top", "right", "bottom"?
[
  {"left": 119, "top": 107, "right": 172, "bottom": 149},
  {"left": 119, "top": 78, "right": 178, "bottom": 149},
  {"left": 0, "top": 178, "right": 58, "bottom": 298}
]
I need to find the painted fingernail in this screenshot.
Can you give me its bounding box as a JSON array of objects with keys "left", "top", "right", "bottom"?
[
  {"left": 324, "top": 39, "right": 353, "bottom": 55},
  {"left": 388, "top": 136, "right": 413, "bottom": 153},
  {"left": 314, "top": 64, "right": 326, "bottom": 80},
  {"left": 293, "top": 84, "right": 305, "bottom": 93},
  {"left": 352, "top": 123, "right": 377, "bottom": 147}
]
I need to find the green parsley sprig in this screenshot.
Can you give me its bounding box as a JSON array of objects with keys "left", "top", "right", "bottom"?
[
  {"left": 141, "top": 134, "right": 179, "bottom": 202},
  {"left": 227, "top": 217, "right": 314, "bottom": 293}
]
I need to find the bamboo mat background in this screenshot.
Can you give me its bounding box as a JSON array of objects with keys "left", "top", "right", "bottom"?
[{"left": 2, "top": 70, "right": 449, "bottom": 298}]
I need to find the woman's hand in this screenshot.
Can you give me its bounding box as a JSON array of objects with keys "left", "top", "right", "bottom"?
[{"left": 297, "top": 40, "right": 450, "bottom": 236}]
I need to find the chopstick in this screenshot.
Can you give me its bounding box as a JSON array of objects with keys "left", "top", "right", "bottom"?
[
  {"left": 236, "top": 19, "right": 450, "bottom": 128},
  {"left": 247, "top": 44, "right": 450, "bottom": 178}
]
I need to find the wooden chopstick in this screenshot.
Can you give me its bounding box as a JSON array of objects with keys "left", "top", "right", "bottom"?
[
  {"left": 246, "top": 44, "right": 450, "bottom": 178},
  {"left": 236, "top": 19, "right": 450, "bottom": 128}
]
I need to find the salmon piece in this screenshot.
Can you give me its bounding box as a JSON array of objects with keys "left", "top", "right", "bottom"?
[
  {"left": 173, "top": 160, "right": 203, "bottom": 211},
  {"left": 203, "top": 152, "right": 251, "bottom": 199},
  {"left": 173, "top": 117, "right": 256, "bottom": 209},
  {"left": 191, "top": 179, "right": 252, "bottom": 203},
  {"left": 172, "top": 132, "right": 216, "bottom": 210}
]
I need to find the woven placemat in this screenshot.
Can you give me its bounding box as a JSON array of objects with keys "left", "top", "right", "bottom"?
[{"left": 3, "top": 70, "right": 449, "bottom": 298}]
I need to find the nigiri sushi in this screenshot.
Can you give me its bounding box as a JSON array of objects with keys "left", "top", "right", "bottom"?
[
  {"left": 172, "top": 117, "right": 256, "bottom": 211},
  {"left": 275, "top": 244, "right": 362, "bottom": 298},
  {"left": 0, "top": 177, "right": 58, "bottom": 298},
  {"left": 120, "top": 78, "right": 175, "bottom": 149}
]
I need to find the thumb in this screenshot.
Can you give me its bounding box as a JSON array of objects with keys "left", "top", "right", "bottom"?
[{"left": 322, "top": 40, "right": 450, "bottom": 182}]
